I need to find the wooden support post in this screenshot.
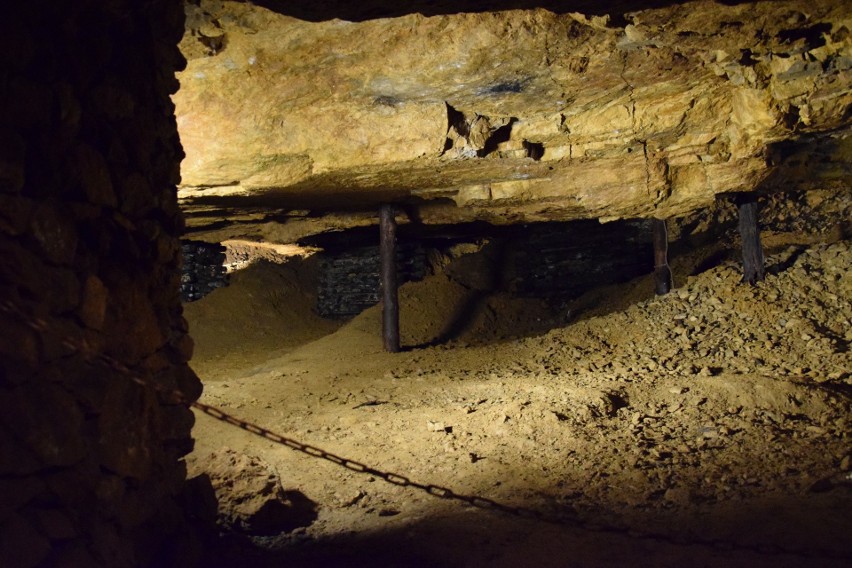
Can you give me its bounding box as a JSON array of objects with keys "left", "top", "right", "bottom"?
[
  {"left": 379, "top": 204, "right": 400, "bottom": 353},
  {"left": 652, "top": 218, "right": 672, "bottom": 295},
  {"left": 737, "top": 195, "right": 765, "bottom": 284}
]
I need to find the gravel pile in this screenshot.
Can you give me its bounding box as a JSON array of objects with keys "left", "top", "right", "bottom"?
[{"left": 540, "top": 241, "right": 851, "bottom": 384}]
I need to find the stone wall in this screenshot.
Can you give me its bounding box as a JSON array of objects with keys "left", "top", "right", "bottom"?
[
  {"left": 181, "top": 240, "right": 228, "bottom": 302},
  {"left": 313, "top": 220, "right": 654, "bottom": 318},
  {"left": 317, "top": 244, "right": 427, "bottom": 317},
  {"left": 512, "top": 220, "right": 653, "bottom": 301},
  {"left": 0, "top": 1, "right": 201, "bottom": 566}
]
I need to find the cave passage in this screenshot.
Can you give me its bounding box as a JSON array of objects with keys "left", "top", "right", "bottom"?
[
  {"left": 308, "top": 218, "right": 657, "bottom": 319},
  {"left": 4, "top": 1, "right": 850, "bottom": 567}
]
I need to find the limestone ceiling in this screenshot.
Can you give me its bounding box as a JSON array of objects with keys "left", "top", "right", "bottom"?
[
  {"left": 174, "top": 0, "right": 852, "bottom": 243},
  {"left": 241, "top": 0, "right": 698, "bottom": 22}
]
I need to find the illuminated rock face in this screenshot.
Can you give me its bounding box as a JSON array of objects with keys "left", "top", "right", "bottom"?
[{"left": 174, "top": 0, "right": 851, "bottom": 241}]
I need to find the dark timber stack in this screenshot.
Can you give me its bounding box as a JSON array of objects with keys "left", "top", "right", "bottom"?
[
  {"left": 737, "top": 196, "right": 766, "bottom": 284},
  {"left": 315, "top": 244, "right": 426, "bottom": 318},
  {"left": 181, "top": 240, "right": 228, "bottom": 302},
  {"left": 513, "top": 220, "right": 653, "bottom": 302},
  {"left": 652, "top": 219, "right": 673, "bottom": 295},
  {"left": 380, "top": 205, "right": 401, "bottom": 352}
]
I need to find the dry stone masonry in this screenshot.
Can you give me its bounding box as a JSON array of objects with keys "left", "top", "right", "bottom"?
[
  {"left": 316, "top": 243, "right": 427, "bottom": 318},
  {"left": 181, "top": 240, "right": 228, "bottom": 302},
  {"left": 312, "top": 219, "right": 656, "bottom": 318},
  {"left": 0, "top": 1, "right": 201, "bottom": 566},
  {"left": 512, "top": 219, "right": 653, "bottom": 301}
]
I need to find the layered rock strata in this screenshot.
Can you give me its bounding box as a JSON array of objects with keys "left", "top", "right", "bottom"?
[{"left": 175, "top": 0, "right": 852, "bottom": 242}]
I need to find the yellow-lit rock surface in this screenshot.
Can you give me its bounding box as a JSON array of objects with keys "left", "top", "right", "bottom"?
[{"left": 174, "top": 0, "right": 851, "bottom": 241}]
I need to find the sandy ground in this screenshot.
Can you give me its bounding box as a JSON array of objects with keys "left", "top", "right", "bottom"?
[{"left": 184, "top": 229, "right": 851, "bottom": 568}]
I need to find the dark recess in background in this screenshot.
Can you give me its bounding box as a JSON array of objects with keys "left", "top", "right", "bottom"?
[{"left": 308, "top": 219, "right": 653, "bottom": 318}]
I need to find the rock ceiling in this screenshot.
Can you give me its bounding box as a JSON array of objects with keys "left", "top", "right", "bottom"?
[{"left": 174, "top": 0, "right": 851, "bottom": 243}]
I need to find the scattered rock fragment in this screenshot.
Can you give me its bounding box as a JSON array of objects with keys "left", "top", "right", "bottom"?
[
  {"left": 193, "top": 448, "right": 317, "bottom": 535},
  {"left": 427, "top": 421, "right": 452, "bottom": 433}
]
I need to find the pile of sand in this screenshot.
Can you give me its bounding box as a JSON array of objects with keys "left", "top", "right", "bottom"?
[{"left": 183, "top": 256, "right": 340, "bottom": 380}]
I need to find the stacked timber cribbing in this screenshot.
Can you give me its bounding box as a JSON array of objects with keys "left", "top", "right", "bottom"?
[
  {"left": 512, "top": 220, "right": 654, "bottom": 301},
  {"left": 317, "top": 244, "right": 426, "bottom": 318},
  {"left": 181, "top": 241, "right": 228, "bottom": 302}
]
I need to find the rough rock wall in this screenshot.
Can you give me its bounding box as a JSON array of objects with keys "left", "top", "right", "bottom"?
[
  {"left": 0, "top": 1, "right": 201, "bottom": 566},
  {"left": 176, "top": 0, "right": 851, "bottom": 242}
]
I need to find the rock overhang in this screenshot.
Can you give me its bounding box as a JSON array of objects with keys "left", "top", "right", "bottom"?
[{"left": 173, "top": 0, "right": 852, "bottom": 243}]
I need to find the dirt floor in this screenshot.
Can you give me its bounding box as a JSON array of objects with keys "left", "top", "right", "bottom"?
[{"left": 183, "top": 218, "right": 851, "bottom": 567}]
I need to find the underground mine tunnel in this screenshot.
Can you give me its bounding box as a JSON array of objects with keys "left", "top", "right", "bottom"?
[{"left": 1, "top": 0, "right": 851, "bottom": 567}]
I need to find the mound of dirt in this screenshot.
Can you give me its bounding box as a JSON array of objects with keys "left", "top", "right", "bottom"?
[
  {"left": 540, "top": 241, "right": 851, "bottom": 384},
  {"left": 183, "top": 256, "right": 340, "bottom": 380},
  {"left": 342, "top": 271, "right": 559, "bottom": 349}
]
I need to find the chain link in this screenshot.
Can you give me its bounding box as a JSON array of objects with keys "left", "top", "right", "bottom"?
[{"left": 1, "top": 298, "right": 848, "bottom": 561}]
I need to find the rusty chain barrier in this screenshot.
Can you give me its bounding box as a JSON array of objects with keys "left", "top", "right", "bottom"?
[{"left": 1, "top": 298, "right": 848, "bottom": 561}]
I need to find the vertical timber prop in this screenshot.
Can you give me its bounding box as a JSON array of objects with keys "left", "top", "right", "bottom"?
[
  {"left": 737, "top": 195, "right": 766, "bottom": 284},
  {"left": 652, "top": 218, "right": 673, "bottom": 295},
  {"left": 380, "top": 204, "right": 401, "bottom": 352}
]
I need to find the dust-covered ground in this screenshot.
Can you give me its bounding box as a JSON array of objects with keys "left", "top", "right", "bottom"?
[{"left": 184, "top": 203, "right": 851, "bottom": 568}]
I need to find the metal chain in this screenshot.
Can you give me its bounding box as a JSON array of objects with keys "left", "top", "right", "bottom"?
[{"left": 1, "top": 298, "right": 848, "bottom": 561}]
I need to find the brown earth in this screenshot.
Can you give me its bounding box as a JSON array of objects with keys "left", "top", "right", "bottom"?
[{"left": 185, "top": 224, "right": 851, "bottom": 567}]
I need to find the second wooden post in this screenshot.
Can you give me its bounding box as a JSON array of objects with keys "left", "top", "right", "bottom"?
[
  {"left": 380, "top": 204, "right": 400, "bottom": 352},
  {"left": 737, "top": 195, "right": 765, "bottom": 285},
  {"left": 652, "top": 218, "right": 673, "bottom": 295}
]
